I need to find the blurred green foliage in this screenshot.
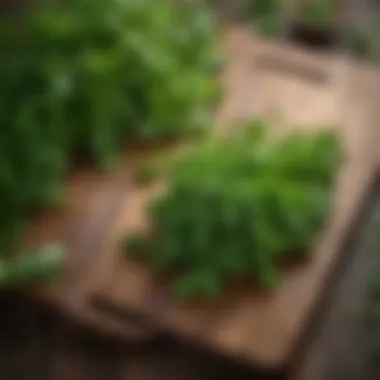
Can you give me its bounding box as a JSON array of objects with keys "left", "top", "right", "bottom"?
[
  {"left": 245, "top": 0, "right": 282, "bottom": 36},
  {"left": 123, "top": 121, "right": 341, "bottom": 298},
  {"left": 0, "top": 0, "right": 221, "bottom": 283},
  {"left": 299, "top": 0, "right": 335, "bottom": 24}
]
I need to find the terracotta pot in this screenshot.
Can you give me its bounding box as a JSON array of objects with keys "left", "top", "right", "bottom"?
[{"left": 289, "top": 19, "right": 340, "bottom": 49}]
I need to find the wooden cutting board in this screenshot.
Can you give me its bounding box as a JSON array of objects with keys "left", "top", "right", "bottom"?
[
  {"left": 90, "top": 28, "right": 379, "bottom": 372},
  {"left": 20, "top": 27, "right": 258, "bottom": 343},
  {"left": 22, "top": 165, "right": 157, "bottom": 342},
  {"left": 19, "top": 26, "right": 260, "bottom": 344}
]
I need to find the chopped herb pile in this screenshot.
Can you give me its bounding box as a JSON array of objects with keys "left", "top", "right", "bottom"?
[{"left": 123, "top": 121, "right": 341, "bottom": 298}]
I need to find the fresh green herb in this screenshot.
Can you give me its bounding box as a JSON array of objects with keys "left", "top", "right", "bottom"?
[
  {"left": 122, "top": 121, "right": 341, "bottom": 298},
  {"left": 246, "top": 0, "right": 282, "bottom": 36},
  {"left": 347, "top": 27, "right": 372, "bottom": 58},
  {"left": 123, "top": 234, "right": 152, "bottom": 257},
  {"left": 133, "top": 164, "right": 158, "bottom": 186},
  {"left": 0, "top": 0, "right": 221, "bottom": 264},
  {"left": 0, "top": 243, "right": 64, "bottom": 288},
  {"left": 246, "top": 0, "right": 282, "bottom": 18},
  {"left": 299, "top": 0, "right": 335, "bottom": 24}
]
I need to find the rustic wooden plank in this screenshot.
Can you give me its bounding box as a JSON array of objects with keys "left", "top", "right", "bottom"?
[
  {"left": 91, "top": 28, "right": 378, "bottom": 372},
  {"left": 118, "top": 342, "right": 210, "bottom": 380},
  {"left": 47, "top": 322, "right": 122, "bottom": 380},
  {"left": 290, "top": 200, "right": 380, "bottom": 380}
]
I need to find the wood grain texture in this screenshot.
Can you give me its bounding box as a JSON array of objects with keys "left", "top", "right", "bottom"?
[
  {"left": 23, "top": 161, "right": 155, "bottom": 341},
  {"left": 91, "top": 28, "right": 379, "bottom": 371}
]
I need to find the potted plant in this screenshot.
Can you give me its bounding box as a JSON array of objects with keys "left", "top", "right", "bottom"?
[{"left": 289, "top": 0, "right": 345, "bottom": 49}]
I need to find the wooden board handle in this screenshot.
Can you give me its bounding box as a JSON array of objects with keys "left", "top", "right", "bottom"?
[{"left": 91, "top": 295, "right": 157, "bottom": 341}]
